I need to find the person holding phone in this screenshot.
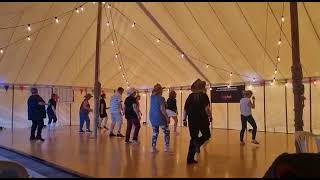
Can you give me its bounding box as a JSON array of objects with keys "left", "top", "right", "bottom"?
[{"left": 239, "top": 90, "right": 259, "bottom": 145}]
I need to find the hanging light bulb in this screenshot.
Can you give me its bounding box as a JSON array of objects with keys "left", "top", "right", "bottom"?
[
  {"left": 210, "top": 87, "right": 212, "bottom": 91},
  {"left": 278, "top": 39, "right": 282, "bottom": 45},
  {"left": 227, "top": 84, "right": 231, "bottom": 88},
  {"left": 119, "top": 66, "right": 122, "bottom": 70},
  {"left": 277, "top": 56, "right": 280, "bottom": 62},
  {"left": 253, "top": 78, "right": 256, "bottom": 82},
  {"left": 179, "top": 90, "right": 182, "bottom": 93},
  {"left": 156, "top": 38, "right": 160, "bottom": 43},
  {"left": 92, "top": 2, "right": 96, "bottom": 5},
  {"left": 285, "top": 82, "right": 288, "bottom": 87},
  {"left": 131, "top": 22, "right": 136, "bottom": 28},
  {"left": 281, "top": 16, "right": 285, "bottom": 22},
  {"left": 80, "top": 6, "right": 84, "bottom": 12},
  {"left": 313, "top": 80, "right": 317, "bottom": 85},
  {"left": 181, "top": 53, "right": 185, "bottom": 58},
  {"left": 115, "top": 54, "right": 118, "bottom": 58},
  {"left": 27, "top": 36, "right": 31, "bottom": 41},
  {"left": 111, "top": 40, "right": 114, "bottom": 45},
  {"left": 126, "top": 81, "right": 129, "bottom": 84},
  {"left": 230, "top": 72, "right": 233, "bottom": 77},
  {"left": 107, "top": 4, "right": 111, "bottom": 8},
  {"left": 206, "top": 64, "right": 209, "bottom": 68},
  {"left": 274, "top": 68, "right": 278, "bottom": 74},
  {"left": 27, "top": 24, "right": 31, "bottom": 31},
  {"left": 0, "top": 48, "right": 3, "bottom": 54},
  {"left": 167, "top": 89, "right": 170, "bottom": 92},
  {"left": 75, "top": 8, "right": 80, "bottom": 14},
  {"left": 55, "top": 17, "right": 59, "bottom": 24},
  {"left": 102, "top": 2, "right": 106, "bottom": 5},
  {"left": 122, "top": 74, "right": 125, "bottom": 78},
  {"left": 106, "top": 21, "right": 110, "bottom": 26}
]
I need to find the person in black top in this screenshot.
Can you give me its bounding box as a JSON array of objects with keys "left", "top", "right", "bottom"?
[
  {"left": 183, "top": 79, "right": 212, "bottom": 164},
  {"left": 28, "top": 87, "right": 47, "bottom": 142},
  {"left": 124, "top": 88, "right": 141, "bottom": 144},
  {"left": 99, "top": 93, "right": 109, "bottom": 130},
  {"left": 166, "top": 90, "right": 179, "bottom": 135},
  {"left": 47, "top": 93, "right": 58, "bottom": 130}
]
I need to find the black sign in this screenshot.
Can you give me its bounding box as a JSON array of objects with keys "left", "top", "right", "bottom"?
[{"left": 211, "top": 85, "right": 245, "bottom": 103}]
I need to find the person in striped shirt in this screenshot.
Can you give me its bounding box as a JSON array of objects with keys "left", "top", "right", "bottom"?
[{"left": 109, "top": 87, "right": 125, "bottom": 137}]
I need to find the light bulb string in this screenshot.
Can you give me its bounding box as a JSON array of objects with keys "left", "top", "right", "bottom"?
[
  {"left": 0, "top": 2, "right": 88, "bottom": 30},
  {"left": 110, "top": 4, "right": 255, "bottom": 81},
  {"left": 0, "top": 3, "right": 86, "bottom": 50},
  {"left": 274, "top": 2, "right": 285, "bottom": 78},
  {"left": 104, "top": 3, "right": 130, "bottom": 86}
]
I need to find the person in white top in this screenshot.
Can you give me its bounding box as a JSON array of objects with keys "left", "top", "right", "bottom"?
[
  {"left": 239, "top": 90, "right": 259, "bottom": 145},
  {"left": 109, "top": 87, "right": 125, "bottom": 137}
]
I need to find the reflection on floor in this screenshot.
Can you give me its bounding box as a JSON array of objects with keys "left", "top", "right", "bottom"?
[{"left": 0, "top": 125, "right": 295, "bottom": 178}]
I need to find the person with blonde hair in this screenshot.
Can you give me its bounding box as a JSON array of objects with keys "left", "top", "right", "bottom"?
[
  {"left": 240, "top": 90, "right": 259, "bottom": 145},
  {"left": 166, "top": 90, "right": 179, "bottom": 135},
  {"left": 183, "top": 79, "right": 212, "bottom": 164},
  {"left": 149, "top": 83, "right": 170, "bottom": 153}
]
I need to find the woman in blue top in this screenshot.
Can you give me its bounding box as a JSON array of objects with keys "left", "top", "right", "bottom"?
[{"left": 149, "top": 83, "right": 170, "bottom": 153}]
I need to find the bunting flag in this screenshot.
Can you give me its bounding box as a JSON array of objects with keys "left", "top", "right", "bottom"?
[
  {"left": 4, "top": 85, "right": 9, "bottom": 92},
  {"left": 19, "top": 85, "right": 24, "bottom": 91}
]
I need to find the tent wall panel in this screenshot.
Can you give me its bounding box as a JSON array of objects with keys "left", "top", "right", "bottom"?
[
  {"left": 0, "top": 89, "right": 13, "bottom": 128},
  {"left": 212, "top": 103, "right": 228, "bottom": 129},
  {"left": 13, "top": 89, "right": 30, "bottom": 128},
  {"left": 312, "top": 84, "right": 320, "bottom": 134},
  {"left": 265, "top": 85, "right": 286, "bottom": 133},
  {"left": 228, "top": 103, "right": 241, "bottom": 130}
]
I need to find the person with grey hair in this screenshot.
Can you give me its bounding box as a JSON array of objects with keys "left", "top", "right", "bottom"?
[{"left": 27, "top": 87, "right": 47, "bottom": 141}]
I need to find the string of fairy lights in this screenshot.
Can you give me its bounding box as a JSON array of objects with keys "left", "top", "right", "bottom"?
[{"left": 0, "top": 2, "right": 318, "bottom": 92}]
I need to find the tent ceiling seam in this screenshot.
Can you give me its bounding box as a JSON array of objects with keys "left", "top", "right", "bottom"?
[
  {"left": 184, "top": 2, "right": 245, "bottom": 82},
  {"left": 208, "top": 2, "right": 263, "bottom": 80},
  {"left": 35, "top": 3, "right": 79, "bottom": 84},
  {"left": 13, "top": 2, "right": 55, "bottom": 84},
  {"left": 137, "top": 2, "right": 212, "bottom": 84},
  {"left": 235, "top": 2, "right": 285, "bottom": 79}
]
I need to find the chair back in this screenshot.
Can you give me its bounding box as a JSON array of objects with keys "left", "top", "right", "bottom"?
[{"left": 0, "top": 160, "right": 29, "bottom": 178}]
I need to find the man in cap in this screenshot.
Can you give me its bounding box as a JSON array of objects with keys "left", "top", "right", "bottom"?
[
  {"left": 28, "top": 87, "right": 47, "bottom": 141},
  {"left": 124, "top": 88, "right": 141, "bottom": 144}
]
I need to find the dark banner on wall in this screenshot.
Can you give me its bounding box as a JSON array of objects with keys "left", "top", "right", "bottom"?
[{"left": 211, "top": 85, "right": 245, "bottom": 103}]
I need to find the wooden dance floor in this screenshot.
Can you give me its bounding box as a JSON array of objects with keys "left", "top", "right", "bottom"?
[{"left": 0, "top": 125, "right": 295, "bottom": 178}]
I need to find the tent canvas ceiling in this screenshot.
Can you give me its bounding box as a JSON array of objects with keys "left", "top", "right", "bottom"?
[{"left": 0, "top": 2, "right": 320, "bottom": 90}]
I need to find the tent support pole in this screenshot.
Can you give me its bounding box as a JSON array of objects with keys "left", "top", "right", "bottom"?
[
  {"left": 309, "top": 77, "right": 312, "bottom": 133},
  {"left": 11, "top": 85, "right": 14, "bottom": 132},
  {"left": 285, "top": 80, "right": 288, "bottom": 134},
  {"left": 93, "top": 2, "right": 103, "bottom": 139},
  {"left": 290, "top": 2, "right": 304, "bottom": 133},
  {"left": 227, "top": 103, "right": 229, "bottom": 130},
  {"left": 180, "top": 91, "right": 183, "bottom": 127},
  {"left": 263, "top": 81, "right": 266, "bottom": 132}
]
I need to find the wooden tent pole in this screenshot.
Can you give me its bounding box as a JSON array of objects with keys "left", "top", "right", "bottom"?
[
  {"left": 93, "top": 2, "right": 103, "bottom": 138},
  {"left": 290, "top": 2, "right": 304, "bottom": 133}
]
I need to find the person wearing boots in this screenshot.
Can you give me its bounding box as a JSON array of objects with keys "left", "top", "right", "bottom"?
[
  {"left": 47, "top": 93, "right": 58, "bottom": 130},
  {"left": 28, "top": 87, "right": 47, "bottom": 142}
]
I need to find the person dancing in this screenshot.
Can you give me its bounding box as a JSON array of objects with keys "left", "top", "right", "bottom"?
[
  {"left": 166, "top": 90, "right": 179, "bottom": 135},
  {"left": 109, "top": 87, "right": 125, "bottom": 137},
  {"left": 240, "top": 90, "right": 259, "bottom": 145},
  {"left": 183, "top": 79, "right": 212, "bottom": 164},
  {"left": 79, "top": 94, "right": 93, "bottom": 133},
  {"left": 47, "top": 93, "right": 58, "bottom": 130},
  {"left": 149, "top": 83, "right": 170, "bottom": 153},
  {"left": 124, "top": 88, "right": 141, "bottom": 144},
  {"left": 99, "top": 93, "right": 109, "bottom": 130}
]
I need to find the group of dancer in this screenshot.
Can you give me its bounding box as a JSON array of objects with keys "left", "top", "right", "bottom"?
[{"left": 27, "top": 78, "right": 259, "bottom": 164}]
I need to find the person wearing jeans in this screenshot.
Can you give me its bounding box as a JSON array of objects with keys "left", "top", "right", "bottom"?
[
  {"left": 109, "top": 87, "right": 125, "bottom": 137},
  {"left": 239, "top": 90, "right": 259, "bottom": 145},
  {"left": 28, "top": 87, "right": 47, "bottom": 142},
  {"left": 79, "top": 94, "right": 93, "bottom": 132},
  {"left": 149, "top": 83, "right": 170, "bottom": 153},
  {"left": 124, "top": 88, "right": 141, "bottom": 144},
  {"left": 183, "top": 79, "right": 212, "bottom": 164}
]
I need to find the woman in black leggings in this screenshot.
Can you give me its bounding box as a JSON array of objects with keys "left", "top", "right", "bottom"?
[{"left": 47, "top": 93, "right": 58, "bottom": 130}]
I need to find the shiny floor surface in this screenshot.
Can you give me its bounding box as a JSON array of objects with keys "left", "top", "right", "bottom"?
[{"left": 0, "top": 125, "right": 295, "bottom": 178}]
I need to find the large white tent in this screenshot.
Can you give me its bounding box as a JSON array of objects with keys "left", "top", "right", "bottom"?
[{"left": 0, "top": 2, "right": 319, "bottom": 133}]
